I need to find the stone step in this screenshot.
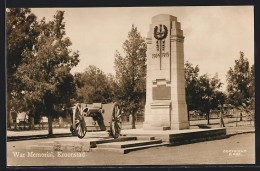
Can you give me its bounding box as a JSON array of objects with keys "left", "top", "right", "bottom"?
[
  {"left": 92, "top": 143, "right": 167, "bottom": 154},
  {"left": 136, "top": 136, "right": 155, "bottom": 140},
  {"left": 96, "top": 139, "right": 162, "bottom": 149},
  {"left": 53, "top": 136, "right": 136, "bottom": 147},
  {"left": 91, "top": 136, "right": 137, "bottom": 145},
  {"left": 50, "top": 136, "right": 138, "bottom": 152}
]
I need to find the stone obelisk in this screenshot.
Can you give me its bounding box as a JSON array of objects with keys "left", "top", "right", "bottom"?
[{"left": 143, "top": 14, "right": 189, "bottom": 130}]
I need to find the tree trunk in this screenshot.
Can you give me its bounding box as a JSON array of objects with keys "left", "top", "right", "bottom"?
[
  {"left": 47, "top": 104, "right": 53, "bottom": 136},
  {"left": 48, "top": 114, "right": 53, "bottom": 136},
  {"left": 45, "top": 97, "right": 53, "bottom": 136},
  {"left": 131, "top": 113, "right": 136, "bottom": 129},
  {"left": 187, "top": 107, "right": 190, "bottom": 121},
  {"left": 7, "top": 94, "right": 11, "bottom": 129},
  {"left": 207, "top": 112, "right": 210, "bottom": 125},
  {"left": 240, "top": 111, "right": 243, "bottom": 121},
  {"left": 219, "top": 105, "right": 225, "bottom": 127},
  {"left": 7, "top": 109, "right": 11, "bottom": 128},
  {"left": 29, "top": 117, "right": 35, "bottom": 130}
]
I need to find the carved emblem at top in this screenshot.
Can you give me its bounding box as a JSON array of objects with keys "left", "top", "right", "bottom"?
[{"left": 154, "top": 24, "right": 168, "bottom": 40}]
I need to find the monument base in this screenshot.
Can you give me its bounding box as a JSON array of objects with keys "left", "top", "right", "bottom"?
[
  {"left": 143, "top": 101, "right": 172, "bottom": 130},
  {"left": 171, "top": 121, "right": 189, "bottom": 130},
  {"left": 121, "top": 128, "right": 227, "bottom": 144},
  {"left": 143, "top": 121, "right": 189, "bottom": 130},
  {"left": 143, "top": 123, "right": 171, "bottom": 130}
]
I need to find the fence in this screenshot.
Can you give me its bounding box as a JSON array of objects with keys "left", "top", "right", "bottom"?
[
  {"left": 188, "top": 109, "right": 254, "bottom": 121},
  {"left": 189, "top": 115, "right": 255, "bottom": 127},
  {"left": 10, "top": 117, "right": 72, "bottom": 131},
  {"left": 10, "top": 110, "right": 253, "bottom": 131},
  {"left": 9, "top": 114, "right": 145, "bottom": 131}
]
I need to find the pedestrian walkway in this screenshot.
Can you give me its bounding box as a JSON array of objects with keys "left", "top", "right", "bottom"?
[
  {"left": 226, "top": 126, "right": 255, "bottom": 135},
  {"left": 7, "top": 124, "right": 255, "bottom": 139}
]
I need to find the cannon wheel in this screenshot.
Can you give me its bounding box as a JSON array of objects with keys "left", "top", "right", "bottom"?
[
  {"left": 72, "top": 104, "right": 87, "bottom": 139},
  {"left": 110, "top": 103, "right": 122, "bottom": 138}
]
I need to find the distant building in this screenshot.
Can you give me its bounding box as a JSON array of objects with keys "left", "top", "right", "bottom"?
[{"left": 16, "top": 112, "right": 29, "bottom": 123}]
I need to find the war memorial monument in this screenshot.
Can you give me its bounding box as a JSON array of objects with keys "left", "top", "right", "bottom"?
[{"left": 143, "top": 14, "right": 189, "bottom": 130}]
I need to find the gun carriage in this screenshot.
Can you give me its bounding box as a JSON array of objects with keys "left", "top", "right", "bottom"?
[{"left": 70, "top": 102, "right": 122, "bottom": 139}]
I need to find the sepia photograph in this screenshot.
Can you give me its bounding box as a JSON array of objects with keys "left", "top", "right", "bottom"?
[{"left": 6, "top": 6, "right": 255, "bottom": 166}]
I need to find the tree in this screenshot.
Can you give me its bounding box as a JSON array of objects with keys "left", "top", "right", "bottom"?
[
  {"left": 215, "top": 91, "right": 226, "bottom": 127},
  {"left": 242, "top": 97, "right": 255, "bottom": 125},
  {"left": 75, "top": 65, "right": 114, "bottom": 103},
  {"left": 241, "top": 63, "right": 255, "bottom": 124},
  {"left": 114, "top": 25, "right": 147, "bottom": 129},
  {"left": 6, "top": 8, "right": 40, "bottom": 128},
  {"left": 248, "top": 63, "right": 255, "bottom": 123},
  {"left": 226, "top": 51, "right": 255, "bottom": 122},
  {"left": 184, "top": 61, "right": 225, "bottom": 124},
  {"left": 14, "top": 11, "right": 79, "bottom": 135},
  {"left": 184, "top": 61, "right": 201, "bottom": 118},
  {"left": 226, "top": 51, "right": 252, "bottom": 107},
  {"left": 249, "top": 64, "right": 255, "bottom": 98},
  {"left": 197, "top": 74, "right": 224, "bottom": 124}
]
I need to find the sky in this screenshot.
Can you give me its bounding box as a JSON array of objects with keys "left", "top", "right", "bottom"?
[{"left": 30, "top": 6, "right": 254, "bottom": 91}]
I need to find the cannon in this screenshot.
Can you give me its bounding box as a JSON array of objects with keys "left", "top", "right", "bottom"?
[{"left": 70, "top": 102, "right": 122, "bottom": 139}]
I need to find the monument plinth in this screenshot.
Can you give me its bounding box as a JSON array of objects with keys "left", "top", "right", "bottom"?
[{"left": 143, "top": 14, "right": 189, "bottom": 130}]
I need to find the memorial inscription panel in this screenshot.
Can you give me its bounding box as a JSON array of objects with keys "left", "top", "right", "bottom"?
[{"left": 152, "top": 85, "right": 171, "bottom": 100}]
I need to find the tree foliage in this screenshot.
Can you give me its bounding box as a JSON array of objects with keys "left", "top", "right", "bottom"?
[
  {"left": 184, "top": 61, "right": 201, "bottom": 112},
  {"left": 13, "top": 11, "right": 79, "bottom": 134},
  {"left": 75, "top": 65, "right": 114, "bottom": 104},
  {"left": 226, "top": 52, "right": 255, "bottom": 121},
  {"left": 7, "top": 8, "right": 40, "bottom": 77},
  {"left": 184, "top": 61, "right": 225, "bottom": 124},
  {"left": 6, "top": 8, "right": 41, "bottom": 126},
  {"left": 197, "top": 74, "right": 225, "bottom": 124},
  {"left": 114, "top": 25, "right": 147, "bottom": 129},
  {"left": 226, "top": 51, "right": 254, "bottom": 107}
]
